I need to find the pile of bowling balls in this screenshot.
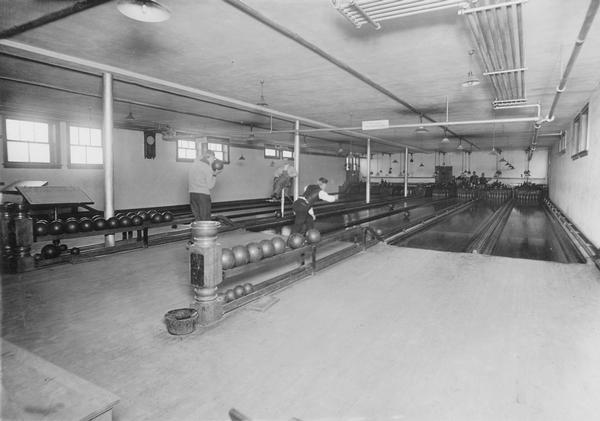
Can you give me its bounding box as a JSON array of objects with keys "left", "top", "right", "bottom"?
[
  {"left": 36, "top": 243, "right": 81, "bottom": 261},
  {"left": 221, "top": 236, "right": 287, "bottom": 269},
  {"left": 222, "top": 283, "right": 254, "bottom": 303}
]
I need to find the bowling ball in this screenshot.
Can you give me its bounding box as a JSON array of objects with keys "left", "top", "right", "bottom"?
[
  {"left": 287, "top": 233, "right": 305, "bottom": 249},
  {"left": 221, "top": 248, "right": 235, "bottom": 270},
  {"left": 138, "top": 211, "right": 150, "bottom": 221},
  {"left": 271, "top": 237, "right": 286, "bottom": 254},
  {"left": 234, "top": 285, "right": 245, "bottom": 298},
  {"left": 151, "top": 213, "right": 163, "bottom": 223},
  {"left": 259, "top": 239, "right": 275, "bottom": 258},
  {"left": 225, "top": 289, "right": 236, "bottom": 303},
  {"left": 211, "top": 160, "right": 224, "bottom": 171},
  {"left": 70, "top": 247, "right": 80, "bottom": 255},
  {"left": 93, "top": 218, "right": 107, "bottom": 230},
  {"left": 305, "top": 229, "right": 321, "bottom": 244},
  {"left": 280, "top": 226, "right": 292, "bottom": 237},
  {"left": 162, "top": 211, "right": 174, "bottom": 222},
  {"left": 119, "top": 216, "right": 132, "bottom": 227},
  {"left": 34, "top": 253, "right": 42, "bottom": 261},
  {"left": 131, "top": 215, "right": 143, "bottom": 226},
  {"left": 64, "top": 220, "right": 79, "bottom": 234},
  {"left": 243, "top": 283, "right": 254, "bottom": 295},
  {"left": 34, "top": 220, "right": 48, "bottom": 236},
  {"left": 375, "top": 228, "right": 383, "bottom": 236},
  {"left": 59, "top": 244, "right": 68, "bottom": 252},
  {"left": 48, "top": 220, "right": 64, "bottom": 235},
  {"left": 106, "top": 217, "right": 119, "bottom": 229},
  {"left": 246, "top": 242, "right": 263, "bottom": 263},
  {"left": 79, "top": 218, "right": 94, "bottom": 232},
  {"left": 231, "top": 245, "right": 249, "bottom": 266},
  {"left": 41, "top": 244, "right": 60, "bottom": 259}
]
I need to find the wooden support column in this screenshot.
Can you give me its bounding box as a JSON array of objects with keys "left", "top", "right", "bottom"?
[
  {"left": 366, "top": 138, "right": 371, "bottom": 204},
  {"left": 102, "top": 72, "right": 115, "bottom": 247},
  {"left": 404, "top": 146, "right": 409, "bottom": 197},
  {"left": 293, "top": 120, "right": 300, "bottom": 200}
]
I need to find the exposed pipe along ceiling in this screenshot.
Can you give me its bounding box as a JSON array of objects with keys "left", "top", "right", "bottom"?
[{"left": 0, "top": 0, "right": 598, "bottom": 156}]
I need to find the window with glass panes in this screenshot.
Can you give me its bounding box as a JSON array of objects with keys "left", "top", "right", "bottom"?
[
  {"left": 5, "top": 118, "right": 51, "bottom": 163},
  {"left": 69, "top": 126, "right": 103, "bottom": 165},
  {"left": 204, "top": 138, "right": 230, "bottom": 163},
  {"left": 281, "top": 149, "right": 293, "bottom": 159},
  {"left": 177, "top": 139, "right": 197, "bottom": 161},
  {"left": 571, "top": 104, "right": 589, "bottom": 159},
  {"left": 264, "top": 145, "right": 279, "bottom": 159}
]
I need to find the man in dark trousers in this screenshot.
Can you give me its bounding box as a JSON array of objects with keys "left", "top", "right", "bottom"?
[
  {"left": 292, "top": 177, "right": 338, "bottom": 234},
  {"left": 188, "top": 150, "right": 221, "bottom": 221}
]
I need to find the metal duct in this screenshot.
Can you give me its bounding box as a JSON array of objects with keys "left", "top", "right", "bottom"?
[
  {"left": 460, "top": 0, "right": 527, "bottom": 104},
  {"left": 333, "top": 0, "right": 468, "bottom": 29}
]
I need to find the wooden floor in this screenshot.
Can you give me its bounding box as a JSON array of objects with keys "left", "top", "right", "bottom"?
[{"left": 2, "top": 238, "right": 600, "bottom": 420}]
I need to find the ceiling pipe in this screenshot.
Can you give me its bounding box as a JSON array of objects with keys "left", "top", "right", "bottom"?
[
  {"left": 0, "top": 0, "right": 112, "bottom": 39},
  {"left": 223, "top": 0, "right": 479, "bottom": 150},
  {"left": 266, "top": 115, "right": 541, "bottom": 134},
  {"left": 529, "top": 0, "right": 600, "bottom": 155},
  {"left": 0, "top": 40, "right": 416, "bottom": 152},
  {"left": 545, "top": 0, "right": 600, "bottom": 122}
]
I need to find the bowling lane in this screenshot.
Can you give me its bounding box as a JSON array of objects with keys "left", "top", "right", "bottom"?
[
  {"left": 312, "top": 197, "right": 441, "bottom": 233},
  {"left": 492, "top": 204, "right": 584, "bottom": 263},
  {"left": 391, "top": 200, "right": 496, "bottom": 252}
]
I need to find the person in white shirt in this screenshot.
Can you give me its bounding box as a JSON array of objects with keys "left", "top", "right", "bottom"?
[
  {"left": 291, "top": 177, "right": 338, "bottom": 234},
  {"left": 188, "top": 150, "right": 220, "bottom": 220},
  {"left": 271, "top": 163, "right": 298, "bottom": 200}
]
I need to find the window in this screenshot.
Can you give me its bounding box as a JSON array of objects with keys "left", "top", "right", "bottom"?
[
  {"left": 558, "top": 131, "right": 567, "bottom": 154},
  {"left": 5, "top": 118, "right": 52, "bottom": 165},
  {"left": 572, "top": 104, "right": 589, "bottom": 159},
  {"left": 69, "top": 125, "right": 103, "bottom": 166},
  {"left": 177, "top": 139, "right": 197, "bottom": 162},
  {"left": 264, "top": 145, "right": 279, "bottom": 159},
  {"left": 281, "top": 149, "right": 294, "bottom": 160},
  {"left": 202, "top": 137, "right": 230, "bottom": 163}
]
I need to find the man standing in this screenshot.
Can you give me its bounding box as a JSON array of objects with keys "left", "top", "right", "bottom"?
[
  {"left": 188, "top": 150, "right": 220, "bottom": 221},
  {"left": 292, "top": 177, "right": 338, "bottom": 234},
  {"left": 271, "top": 162, "right": 298, "bottom": 201}
]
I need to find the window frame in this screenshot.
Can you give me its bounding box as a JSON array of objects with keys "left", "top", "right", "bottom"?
[
  {"left": 3, "top": 116, "right": 60, "bottom": 169},
  {"left": 280, "top": 148, "right": 294, "bottom": 160},
  {"left": 264, "top": 144, "right": 280, "bottom": 159},
  {"left": 67, "top": 123, "right": 104, "bottom": 169},
  {"left": 202, "top": 137, "right": 230, "bottom": 164},
  {"left": 571, "top": 104, "right": 589, "bottom": 160},
  {"left": 176, "top": 139, "right": 198, "bottom": 163}
]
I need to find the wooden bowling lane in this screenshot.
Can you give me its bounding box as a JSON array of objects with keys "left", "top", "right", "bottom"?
[
  {"left": 393, "top": 200, "right": 495, "bottom": 252},
  {"left": 492, "top": 204, "right": 586, "bottom": 263}
]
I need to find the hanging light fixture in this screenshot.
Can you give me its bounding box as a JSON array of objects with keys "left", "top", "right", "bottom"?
[
  {"left": 457, "top": 138, "right": 464, "bottom": 150},
  {"left": 409, "top": 153, "right": 414, "bottom": 163},
  {"left": 256, "top": 80, "right": 269, "bottom": 107},
  {"left": 461, "top": 49, "right": 480, "bottom": 87},
  {"left": 441, "top": 128, "right": 450, "bottom": 143},
  {"left": 238, "top": 153, "right": 246, "bottom": 161},
  {"left": 125, "top": 103, "right": 135, "bottom": 120},
  {"left": 270, "top": 160, "right": 275, "bottom": 167},
  {"left": 117, "top": 0, "right": 171, "bottom": 22},
  {"left": 419, "top": 162, "right": 424, "bottom": 167},
  {"left": 415, "top": 115, "right": 428, "bottom": 134}
]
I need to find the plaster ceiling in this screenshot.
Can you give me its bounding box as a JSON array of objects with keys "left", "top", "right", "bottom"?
[{"left": 1, "top": 0, "right": 599, "bottom": 155}]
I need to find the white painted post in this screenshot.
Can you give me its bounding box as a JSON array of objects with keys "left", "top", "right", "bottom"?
[
  {"left": 293, "top": 120, "right": 300, "bottom": 200},
  {"left": 102, "top": 72, "right": 115, "bottom": 247},
  {"left": 404, "top": 146, "right": 409, "bottom": 197},
  {"left": 366, "top": 138, "right": 371, "bottom": 204}
]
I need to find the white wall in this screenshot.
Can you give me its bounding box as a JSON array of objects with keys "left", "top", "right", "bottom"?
[
  {"left": 361, "top": 149, "right": 548, "bottom": 185},
  {"left": 0, "top": 121, "right": 346, "bottom": 210},
  {"left": 548, "top": 85, "right": 600, "bottom": 248}
]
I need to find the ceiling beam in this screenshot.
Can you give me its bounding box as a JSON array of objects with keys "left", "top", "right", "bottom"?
[
  {"left": 222, "top": 0, "right": 479, "bottom": 150},
  {"left": 0, "top": 39, "right": 423, "bottom": 152},
  {"left": 0, "top": 0, "right": 113, "bottom": 39}
]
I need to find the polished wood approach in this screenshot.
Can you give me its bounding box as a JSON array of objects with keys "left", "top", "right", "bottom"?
[
  {"left": 2, "top": 240, "right": 600, "bottom": 420},
  {"left": 1, "top": 339, "right": 119, "bottom": 421}
]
